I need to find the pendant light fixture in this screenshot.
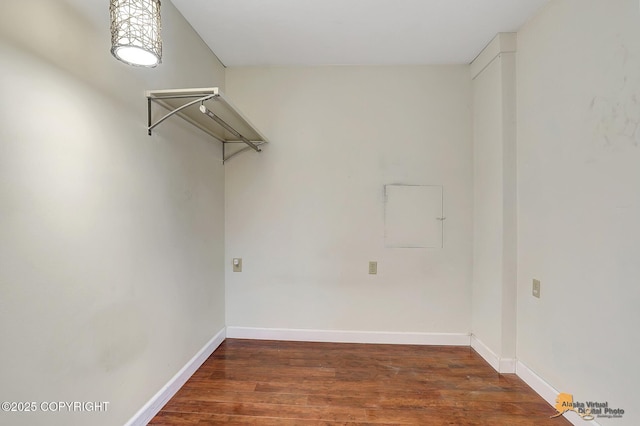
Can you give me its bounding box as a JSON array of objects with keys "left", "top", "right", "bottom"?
[{"left": 110, "top": 0, "right": 162, "bottom": 67}]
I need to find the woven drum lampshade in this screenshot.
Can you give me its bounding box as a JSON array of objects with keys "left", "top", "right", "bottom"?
[{"left": 110, "top": 0, "right": 162, "bottom": 67}]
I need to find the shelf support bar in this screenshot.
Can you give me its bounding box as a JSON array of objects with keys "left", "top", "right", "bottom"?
[
  {"left": 199, "top": 105, "right": 262, "bottom": 153},
  {"left": 148, "top": 94, "right": 216, "bottom": 135},
  {"left": 147, "top": 98, "right": 152, "bottom": 135},
  {"left": 224, "top": 146, "right": 254, "bottom": 163}
]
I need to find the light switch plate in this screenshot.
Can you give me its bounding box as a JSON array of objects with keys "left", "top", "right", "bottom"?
[
  {"left": 233, "top": 258, "right": 242, "bottom": 272},
  {"left": 532, "top": 279, "right": 540, "bottom": 298},
  {"left": 369, "top": 261, "right": 377, "bottom": 275}
]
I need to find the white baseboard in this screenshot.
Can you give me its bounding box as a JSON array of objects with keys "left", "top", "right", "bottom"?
[
  {"left": 470, "top": 335, "right": 499, "bottom": 371},
  {"left": 226, "top": 326, "right": 470, "bottom": 346},
  {"left": 470, "top": 335, "right": 516, "bottom": 373},
  {"left": 499, "top": 358, "right": 516, "bottom": 374},
  {"left": 515, "top": 361, "right": 559, "bottom": 405},
  {"left": 516, "top": 361, "right": 601, "bottom": 426},
  {"left": 124, "top": 328, "right": 226, "bottom": 426}
]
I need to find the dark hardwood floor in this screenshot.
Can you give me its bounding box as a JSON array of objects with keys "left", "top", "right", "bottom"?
[{"left": 150, "top": 339, "right": 570, "bottom": 425}]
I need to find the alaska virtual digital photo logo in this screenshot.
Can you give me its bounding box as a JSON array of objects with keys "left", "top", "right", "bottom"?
[{"left": 551, "top": 393, "right": 625, "bottom": 421}]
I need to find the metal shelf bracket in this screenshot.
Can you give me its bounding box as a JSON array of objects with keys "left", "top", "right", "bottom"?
[{"left": 146, "top": 87, "right": 269, "bottom": 164}]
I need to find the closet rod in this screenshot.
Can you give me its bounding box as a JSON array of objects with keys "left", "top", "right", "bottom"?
[{"left": 199, "top": 105, "right": 261, "bottom": 153}]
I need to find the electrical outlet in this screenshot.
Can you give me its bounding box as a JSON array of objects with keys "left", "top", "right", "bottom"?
[
  {"left": 369, "top": 261, "right": 377, "bottom": 275},
  {"left": 532, "top": 279, "right": 540, "bottom": 298},
  {"left": 233, "top": 258, "right": 242, "bottom": 272}
]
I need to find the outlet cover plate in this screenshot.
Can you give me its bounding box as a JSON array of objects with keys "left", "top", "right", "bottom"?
[
  {"left": 532, "top": 279, "right": 540, "bottom": 298},
  {"left": 369, "top": 261, "right": 377, "bottom": 275},
  {"left": 233, "top": 258, "right": 242, "bottom": 272}
]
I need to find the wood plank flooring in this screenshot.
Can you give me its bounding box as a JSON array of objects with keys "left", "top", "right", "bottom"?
[{"left": 150, "top": 339, "right": 570, "bottom": 425}]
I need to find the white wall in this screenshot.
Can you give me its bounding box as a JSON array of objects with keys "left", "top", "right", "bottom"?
[
  {"left": 0, "top": 1, "right": 226, "bottom": 425},
  {"left": 470, "top": 34, "right": 518, "bottom": 369},
  {"left": 225, "top": 66, "right": 472, "bottom": 335},
  {"left": 517, "top": 0, "right": 640, "bottom": 424}
]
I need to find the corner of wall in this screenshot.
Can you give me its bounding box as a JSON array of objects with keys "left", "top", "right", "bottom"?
[
  {"left": 470, "top": 33, "right": 517, "bottom": 80},
  {"left": 470, "top": 31, "right": 518, "bottom": 368}
]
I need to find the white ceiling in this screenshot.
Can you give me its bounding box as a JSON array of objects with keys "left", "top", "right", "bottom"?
[{"left": 171, "top": 0, "right": 549, "bottom": 67}]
